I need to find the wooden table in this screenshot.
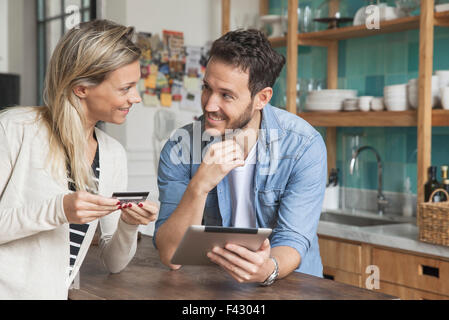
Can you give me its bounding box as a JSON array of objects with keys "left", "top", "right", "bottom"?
[{"left": 69, "top": 235, "right": 396, "bottom": 300}]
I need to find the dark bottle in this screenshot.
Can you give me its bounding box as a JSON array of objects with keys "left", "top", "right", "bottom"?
[
  {"left": 424, "top": 166, "right": 441, "bottom": 202},
  {"left": 441, "top": 166, "right": 449, "bottom": 201},
  {"left": 440, "top": 179, "right": 449, "bottom": 201}
]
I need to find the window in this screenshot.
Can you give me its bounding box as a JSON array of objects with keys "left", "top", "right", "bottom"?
[{"left": 36, "top": 0, "right": 96, "bottom": 105}]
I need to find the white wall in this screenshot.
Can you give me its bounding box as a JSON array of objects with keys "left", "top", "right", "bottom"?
[
  {"left": 102, "top": 0, "right": 259, "bottom": 235},
  {"left": 0, "top": 0, "right": 8, "bottom": 72},
  {"left": 7, "top": 0, "right": 37, "bottom": 105}
]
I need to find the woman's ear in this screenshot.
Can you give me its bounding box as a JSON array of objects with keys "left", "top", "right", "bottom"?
[
  {"left": 73, "top": 85, "right": 89, "bottom": 99},
  {"left": 255, "top": 87, "right": 273, "bottom": 110}
]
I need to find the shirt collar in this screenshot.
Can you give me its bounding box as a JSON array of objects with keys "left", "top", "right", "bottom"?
[{"left": 259, "top": 103, "right": 286, "bottom": 145}]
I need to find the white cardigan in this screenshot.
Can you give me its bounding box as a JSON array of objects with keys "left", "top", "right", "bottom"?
[{"left": 0, "top": 108, "right": 139, "bottom": 300}]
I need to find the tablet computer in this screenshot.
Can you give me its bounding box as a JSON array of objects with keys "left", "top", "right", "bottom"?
[{"left": 170, "top": 225, "right": 272, "bottom": 265}]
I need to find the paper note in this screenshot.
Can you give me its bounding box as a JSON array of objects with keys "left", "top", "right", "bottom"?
[
  {"left": 160, "top": 93, "right": 172, "bottom": 107},
  {"left": 145, "top": 75, "right": 157, "bottom": 89},
  {"left": 184, "top": 76, "right": 201, "bottom": 92}
]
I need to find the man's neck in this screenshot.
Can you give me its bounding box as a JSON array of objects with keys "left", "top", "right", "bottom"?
[{"left": 235, "top": 110, "right": 261, "bottom": 160}]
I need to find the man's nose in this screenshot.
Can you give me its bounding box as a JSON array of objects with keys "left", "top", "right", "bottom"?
[{"left": 203, "top": 94, "right": 220, "bottom": 112}]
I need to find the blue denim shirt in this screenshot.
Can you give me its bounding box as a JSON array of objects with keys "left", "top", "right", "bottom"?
[{"left": 154, "top": 104, "right": 327, "bottom": 277}]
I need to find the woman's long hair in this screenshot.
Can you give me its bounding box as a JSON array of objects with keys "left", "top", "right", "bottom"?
[{"left": 39, "top": 19, "right": 141, "bottom": 192}]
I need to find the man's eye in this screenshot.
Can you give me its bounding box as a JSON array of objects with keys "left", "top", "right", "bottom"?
[{"left": 223, "top": 93, "right": 233, "bottom": 100}]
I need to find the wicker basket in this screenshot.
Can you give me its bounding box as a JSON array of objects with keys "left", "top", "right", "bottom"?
[{"left": 418, "top": 188, "right": 449, "bottom": 246}]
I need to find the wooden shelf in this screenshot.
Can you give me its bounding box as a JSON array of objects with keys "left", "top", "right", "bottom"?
[
  {"left": 297, "top": 110, "right": 449, "bottom": 127},
  {"left": 435, "top": 10, "right": 449, "bottom": 27},
  {"left": 270, "top": 11, "right": 449, "bottom": 48}
]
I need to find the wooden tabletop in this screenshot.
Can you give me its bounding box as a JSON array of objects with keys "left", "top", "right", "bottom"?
[{"left": 69, "top": 235, "right": 397, "bottom": 300}]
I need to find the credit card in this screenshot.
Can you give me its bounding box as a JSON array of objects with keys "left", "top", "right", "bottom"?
[{"left": 112, "top": 192, "right": 149, "bottom": 203}]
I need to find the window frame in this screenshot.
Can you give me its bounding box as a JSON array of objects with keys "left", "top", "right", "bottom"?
[{"left": 36, "top": 0, "right": 96, "bottom": 105}]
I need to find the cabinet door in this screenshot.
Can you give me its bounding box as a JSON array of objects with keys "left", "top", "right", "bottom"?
[
  {"left": 323, "top": 266, "right": 362, "bottom": 288},
  {"left": 372, "top": 248, "right": 449, "bottom": 296},
  {"left": 319, "top": 237, "right": 362, "bottom": 274},
  {"left": 379, "top": 281, "right": 449, "bottom": 300}
]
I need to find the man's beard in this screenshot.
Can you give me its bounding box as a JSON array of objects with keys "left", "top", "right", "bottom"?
[
  {"left": 228, "top": 100, "right": 254, "bottom": 130},
  {"left": 204, "top": 99, "right": 254, "bottom": 130}
]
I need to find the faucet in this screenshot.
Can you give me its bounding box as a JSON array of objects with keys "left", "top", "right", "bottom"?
[{"left": 349, "top": 146, "right": 388, "bottom": 216}]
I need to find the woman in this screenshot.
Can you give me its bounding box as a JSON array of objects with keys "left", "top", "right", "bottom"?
[{"left": 0, "top": 20, "right": 158, "bottom": 299}]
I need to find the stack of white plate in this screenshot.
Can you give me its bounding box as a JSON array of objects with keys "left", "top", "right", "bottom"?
[
  {"left": 305, "top": 89, "right": 357, "bottom": 111},
  {"left": 342, "top": 98, "right": 359, "bottom": 111},
  {"left": 407, "top": 76, "right": 440, "bottom": 109},
  {"left": 384, "top": 84, "right": 408, "bottom": 111},
  {"left": 437, "top": 70, "right": 449, "bottom": 89}
]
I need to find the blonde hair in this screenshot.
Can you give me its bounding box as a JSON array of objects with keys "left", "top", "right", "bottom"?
[{"left": 39, "top": 19, "right": 141, "bottom": 192}]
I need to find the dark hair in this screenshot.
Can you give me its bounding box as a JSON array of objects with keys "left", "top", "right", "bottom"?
[{"left": 208, "top": 29, "right": 286, "bottom": 98}]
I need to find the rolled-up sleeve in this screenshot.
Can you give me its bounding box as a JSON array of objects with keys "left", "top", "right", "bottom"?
[{"left": 270, "top": 133, "right": 327, "bottom": 262}]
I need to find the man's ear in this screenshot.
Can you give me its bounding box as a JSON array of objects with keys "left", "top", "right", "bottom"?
[
  {"left": 73, "top": 85, "right": 89, "bottom": 99},
  {"left": 254, "top": 87, "right": 273, "bottom": 111}
]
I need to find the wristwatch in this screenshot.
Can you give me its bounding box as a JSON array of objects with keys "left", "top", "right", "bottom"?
[{"left": 260, "top": 257, "right": 279, "bottom": 286}]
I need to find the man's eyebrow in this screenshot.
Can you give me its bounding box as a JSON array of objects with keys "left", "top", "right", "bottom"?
[{"left": 203, "top": 80, "right": 238, "bottom": 96}]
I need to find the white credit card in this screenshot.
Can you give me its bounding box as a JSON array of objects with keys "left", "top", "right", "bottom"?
[{"left": 112, "top": 192, "right": 149, "bottom": 203}]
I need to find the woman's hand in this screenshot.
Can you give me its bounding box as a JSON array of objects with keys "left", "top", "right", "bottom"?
[
  {"left": 63, "top": 191, "right": 120, "bottom": 224},
  {"left": 119, "top": 200, "right": 159, "bottom": 225}
]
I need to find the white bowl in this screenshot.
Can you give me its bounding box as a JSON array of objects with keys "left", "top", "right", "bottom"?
[
  {"left": 371, "top": 97, "right": 384, "bottom": 111},
  {"left": 406, "top": 76, "right": 440, "bottom": 108},
  {"left": 358, "top": 96, "right": 373, "bottom": 112},
  {"left": 385, "top": 98, "right": 408, "bottom": 111},
  {"left": 441, "top": 87, "right": 449, "bottom": 110}
]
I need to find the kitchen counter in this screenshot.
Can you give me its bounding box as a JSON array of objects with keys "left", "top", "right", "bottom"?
[
  {"left": 318, "top": 213, "right": 449, "bottom": 259},
  {"left": 69, "top": 235, "right": 396, "bottom": 300}
]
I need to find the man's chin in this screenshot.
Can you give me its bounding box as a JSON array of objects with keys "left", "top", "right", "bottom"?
[{"left": 204, "top": 126, "right": 224, "bottom": 137}]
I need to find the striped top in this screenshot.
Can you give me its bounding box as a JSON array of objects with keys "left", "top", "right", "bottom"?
[{"left": 68, "top": 140, "right": 100, "bottom": 274}]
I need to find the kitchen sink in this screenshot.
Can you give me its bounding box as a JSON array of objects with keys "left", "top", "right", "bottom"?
[{"left": 319, "top": 211, "right": 403, "bottom": 227}]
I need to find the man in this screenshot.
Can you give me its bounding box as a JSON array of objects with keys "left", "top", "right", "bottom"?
[{"left": 154, "top": 29, "right": 327, "bottom": 285}]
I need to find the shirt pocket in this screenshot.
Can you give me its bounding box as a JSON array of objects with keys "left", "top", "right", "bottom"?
[{"left": 257, "top": 190, "right": 281, "bottom": 227}]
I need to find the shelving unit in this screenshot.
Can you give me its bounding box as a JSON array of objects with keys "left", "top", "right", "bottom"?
[
  {"left": 222, "top": 0, "right": 449, "bottom": 210},
  {"left": 274, "top": 0, "right": 449, "bottom": 208}
]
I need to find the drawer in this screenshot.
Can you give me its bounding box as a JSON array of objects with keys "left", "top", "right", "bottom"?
[
  {"left": 319, "top": 237, "right": 362, "bottom": 273},
  {"left": 379, "top": 281, "right": 449, "bottom": 300},
  {"left": 323, "top": 266, "right": 362, "bottom": 288},
  {"left": 372, "top": 248, "right": 449, "bottom": 296}
]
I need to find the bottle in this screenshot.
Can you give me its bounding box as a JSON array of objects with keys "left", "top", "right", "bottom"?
[
  {"left": 440, "top": 166, "right": 449, "bottom": 201},
  {"left": 443, "top": 178, "right": 449, "bottom": 202},
  {"left": 424, "top": 166, "right": 440, "bottom": 202},
  {"left": 402, "top": 177, "right": 413, "bottom": 217}
]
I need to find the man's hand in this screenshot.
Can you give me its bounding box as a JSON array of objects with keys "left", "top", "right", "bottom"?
[
  {"left": 192, "top": 140, "right": 245, "bottom": 195},
  {"left": 206, "top": 239, "right": 274, "bottom": 283}
]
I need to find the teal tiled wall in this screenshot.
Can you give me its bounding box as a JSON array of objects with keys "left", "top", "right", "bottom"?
[{"left": 270, "top": 0, "right": 449, "bottom": 194}]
